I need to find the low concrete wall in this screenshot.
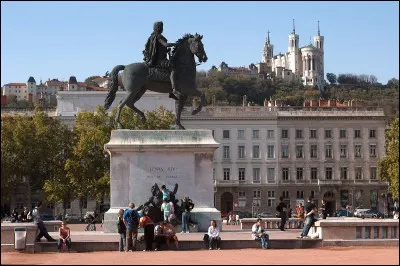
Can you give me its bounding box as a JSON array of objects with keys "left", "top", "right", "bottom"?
[
  {"left": 240, "top": 218, "right": 304, "bottom": 230},
  {"left": 1, "top": 223, "right": 37, "bottom": 253},
  {"left": 313, "top": 219, "right": 399, "bottom": 243},
  {"left": 34, "top": 238, "right": 322, "bottom": 252}
]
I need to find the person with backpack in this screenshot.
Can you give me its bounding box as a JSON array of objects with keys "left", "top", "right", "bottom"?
[
  {"left": 123, "top": 202, "right": 140, "bottom": 252},
  {"left": 117, "top": 209, "right": 126, "bottom": 252},
  {"left": 276, "top": 197, "right": 287, "bottom": 231},
  {"left": 32, "top": 201, "right": 56, "bottom": 242}
]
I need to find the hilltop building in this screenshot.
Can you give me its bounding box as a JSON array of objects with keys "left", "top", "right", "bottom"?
[{"left": 257, "top": 20, "right": 325, "bottom": 89}]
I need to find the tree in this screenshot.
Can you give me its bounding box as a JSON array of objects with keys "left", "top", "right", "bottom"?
[
  {"left": 84, "top": 76, "right": 100, "bottom": 87},
  {"left": 43, "top": 121, "right": 75, "bottom": 216},
  {"left": 387, "top": 78, "right": 399, "bottom": 88},
  {"left": 326, "top": 73, "right": 337, "bottom": 85},
  {"left": 65, "top": 106, "right": 113, "bottom": 213},
  {"left": 1, "top": 115, "right": 19, "bottom": 202},
  {"left": 378, "top": 118, "right": 399, "bottom": 200}
]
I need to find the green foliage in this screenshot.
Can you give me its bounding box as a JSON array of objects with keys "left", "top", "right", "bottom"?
[
  {"left": 84, "top": 76, "right": 100, "bottom": 87},
  {"left": 110, "top": 105, "right": 175, "bottom": 130},
  {"left": 326, "top": 73, "right": 337, "bottom": 84},
  {"left": 1, "top": 109, "right": 71, "bottom": 207},
  {"left": 387, "top": 78, "right": 399, "bottom": 88},
  {"left": 378, "top": 118, "right": 399, "bottom": 200}
]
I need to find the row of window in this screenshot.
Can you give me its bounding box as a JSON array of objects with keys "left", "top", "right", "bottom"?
[
  {"left": 219, "top": 167, "right": 377, "bottom": 182},
  {"left": 222, "top": 143, "right": 378, "bottom": 159},
  {"left": 237, "top": 190, "right": 317, "bottom": 207},
  {"left": 218, "top": 129, "right": 377, "bottom": 140}
]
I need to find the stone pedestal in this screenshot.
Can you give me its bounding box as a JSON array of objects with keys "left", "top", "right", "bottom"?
[{"left": 103, "top": 130, "right": 221, "bottom": 233}]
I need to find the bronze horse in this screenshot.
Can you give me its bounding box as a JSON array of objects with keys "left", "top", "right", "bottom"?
[{"left": 104, "top": 33, "right": 208, "bottom": 129}]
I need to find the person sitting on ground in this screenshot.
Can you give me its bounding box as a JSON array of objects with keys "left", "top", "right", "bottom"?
[
  {"left": 252, "top": 218, "right": 270, "bottom": 249},
  {"left": 139, "top": 212, "right": 154, "bottom": 251},
  {"left": 32, "top": 201, "right": 56, "bottom": 242},
  {"left": 207, "top": 220, "right": 221, "bottom": 250},
  {"left": 161, "top": 199, "right": 172, "bottom": 223},
  {"left": 57, "top": 221, "right": 71, "bottom": 252},
  {"left": 161, "top": 221, "right": 179, "bottom": 250},
  {"left": 117, "top": 209, "right": 126, "bottom": 252}
]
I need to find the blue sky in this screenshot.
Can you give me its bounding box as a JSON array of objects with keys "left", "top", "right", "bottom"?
[{"left": 1, "top": 1, "right": 399, "bottom": 85}]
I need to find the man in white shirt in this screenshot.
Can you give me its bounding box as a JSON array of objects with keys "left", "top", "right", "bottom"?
[{"left": 252, "top": 218, "right": 270, "bottom": 249}]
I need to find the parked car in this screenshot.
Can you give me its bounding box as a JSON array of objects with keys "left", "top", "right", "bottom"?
[
  {"left": 356, "top": 209, "right": 384, "bottom": 219},
  {"left": 65, "top": 214, "right": 80, "bottom": 221},
  {"left": 336, "top": 210, "right": 354, "bottom": 217},
  {"left": 354, "top": 209, "right": 369, "bottom": 217},
  {"left": 42, "top": 214, "right": 55, "bottom": 221},
  {"left": 257, "top": 212, "right": 274, "bottom": 218}
]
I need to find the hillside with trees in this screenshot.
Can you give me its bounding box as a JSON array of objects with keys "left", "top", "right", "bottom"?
[{"left": 194, "top": 71, "right": 399, "bottom": 121}]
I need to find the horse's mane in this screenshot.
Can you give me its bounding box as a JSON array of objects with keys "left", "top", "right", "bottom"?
[{"left": 171, "top": 33, "right": 194, "bottom": 58}]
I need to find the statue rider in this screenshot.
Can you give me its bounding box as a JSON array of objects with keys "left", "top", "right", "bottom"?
[{"left": 143, "top": 21, "right": 180, "bottom": 100}]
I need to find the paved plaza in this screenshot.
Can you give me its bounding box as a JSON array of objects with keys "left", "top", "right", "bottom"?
[{"left": 1, "top": 246, "right": 398, "bottom": 265}]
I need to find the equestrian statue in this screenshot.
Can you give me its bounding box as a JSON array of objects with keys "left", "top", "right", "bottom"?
[{"left": 104, "top": 21, "right": 208, "bottom": 129}]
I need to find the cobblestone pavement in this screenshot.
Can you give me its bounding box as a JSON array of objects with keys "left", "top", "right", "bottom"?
[{"left": 1, "top": 246, "right": 398, "bottom": 265}]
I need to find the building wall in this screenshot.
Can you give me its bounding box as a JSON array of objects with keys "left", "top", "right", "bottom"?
[
  {"left": 56, "top": 91, "right": 176, "bottom": 117},
  {"left": 181, "top": 106, "right": 388, "bottom": 215}
]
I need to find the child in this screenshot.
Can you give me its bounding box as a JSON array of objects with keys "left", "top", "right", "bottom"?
[
  {"left": 161, "top": 199, "right": 171, "bottom": 222},
  {"left": 117, "top": 209, "right": 126, "bottom": 252}
]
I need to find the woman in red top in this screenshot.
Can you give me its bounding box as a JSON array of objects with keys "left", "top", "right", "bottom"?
[
  {"left": 139, "top": 214, "right": 154, "bottom": 251},
  {"left": 57, "top": 221, "right": 71, "bottom": 252}
]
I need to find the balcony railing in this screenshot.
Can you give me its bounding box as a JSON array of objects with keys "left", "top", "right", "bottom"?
[
  {"left": 317, "top": 179, "right": 343, "bottom": 185},
  {"left": 215, "top": 180, "right": 239, "bottom": 186}
]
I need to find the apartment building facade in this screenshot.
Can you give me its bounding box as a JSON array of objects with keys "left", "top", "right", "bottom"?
[{"left": 181, "top": 106, "right": 388, "bottom": 216}]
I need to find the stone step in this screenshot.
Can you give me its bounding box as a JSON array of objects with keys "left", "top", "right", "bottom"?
[{"left": 34, "top": 239, "right": 321, "bottom": 252}]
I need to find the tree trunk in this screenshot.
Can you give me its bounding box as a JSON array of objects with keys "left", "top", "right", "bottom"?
[
  {"left": 62, "top": 201, "right": 67, "bottom": 217},
  {"left": 79, "top": 197, "right": 83, "bottom": 221},
  {"left": 27, "top": 176, "right": 32, "bottom": 209}
]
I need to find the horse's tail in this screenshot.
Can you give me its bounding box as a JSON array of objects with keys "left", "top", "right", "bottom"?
[{"left": 104, "top": 65, "right": 125, "bottom": 110}]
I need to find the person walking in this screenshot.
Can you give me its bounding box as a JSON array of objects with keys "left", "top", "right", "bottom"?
[
  {"left": 276, "top": 197, "right": 287, "bottom": 231},
  {"left": 181, "top": 196, "right": 194, "bottom": 233},
  {"left": 32, "top": 201, "right": 56, "bottom": 242},
  {"left": 117, "top": 209, "right": 126, "bottom": 252},
  {"left": 123, "top": 202, "right": 139, "bottom": 252},
  {"left": 297, "top": 196, "right": 317, "bottom": 239}
]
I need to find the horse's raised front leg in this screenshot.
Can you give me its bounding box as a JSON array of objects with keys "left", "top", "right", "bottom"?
[{"left": 173, "top": 94, "right": 188, "bottom": 130}]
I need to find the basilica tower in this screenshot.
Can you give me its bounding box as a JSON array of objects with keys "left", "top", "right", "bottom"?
[
  {"left": 261, "top": 31, "right": 274, "bottom": 68},
  {"left": 313, "top": 21, "right": 324, "bottom": 81},
  {"left": 288, "top": 19, "right": 300, "bottom": 75}
]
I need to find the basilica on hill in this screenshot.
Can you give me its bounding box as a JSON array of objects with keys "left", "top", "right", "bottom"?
[
  {"left": 215, "top": 20, "right": 326, "bottom": 90},
  {"left": 257, "top": 20, "right": 325, "bottom": 90}
]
